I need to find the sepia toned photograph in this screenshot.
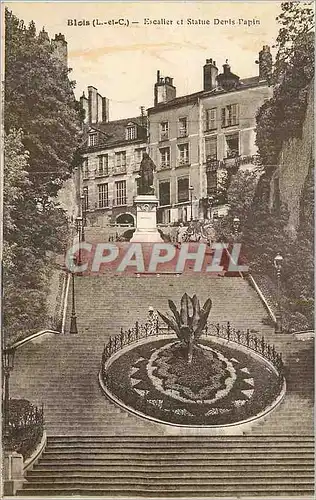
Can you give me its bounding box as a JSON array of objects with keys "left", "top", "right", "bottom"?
[{"left": 1, "top": 1, "right": 314, "bottom": 498}]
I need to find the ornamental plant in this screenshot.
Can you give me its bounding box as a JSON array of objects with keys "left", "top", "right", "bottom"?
[{"left": 158, "top": 293, "right": 212, "bottom": 363}]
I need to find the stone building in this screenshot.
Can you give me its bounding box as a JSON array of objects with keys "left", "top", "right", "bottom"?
[
  {"left": 147, "top": 48, "right": 273, "bottom": 223},
  {"left": 79, "top": 88, "right": 147, "bottom": 226}
]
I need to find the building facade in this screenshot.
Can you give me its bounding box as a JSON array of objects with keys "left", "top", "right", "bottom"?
[
  {"left": 79, "top": 88, "right": 147, "bottom": 226},
  {"left": 148, "top": 47, "right": 273, "bottom": 223},
  {"left": 79, "top": 46, "right": 273, "bottom": 226}
]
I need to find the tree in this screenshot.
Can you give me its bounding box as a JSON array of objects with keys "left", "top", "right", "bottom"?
[
  {"left": 3, "top": 10, "right": 81, "bottom": 344},
  {"left": 256, "top": 3, "right": 314, "bottom": 168},
  {"left": 5, "top": 8, "right": 81, "bottom": 202},
  {"left": 213, "top": 169, "right": 260, "bottom": 242},
  {"left": 274, "top": 2, "right": 314, "bottom": 81},
  {"left": 3, "top": 130, "right": 31, "bottom": 271}
]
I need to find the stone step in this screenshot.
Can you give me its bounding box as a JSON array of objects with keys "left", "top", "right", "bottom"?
[
  {"left": 18, "top": 489, "right": 314, "bottom": 497},
  {"left": 22, "top": 477, "right": 314, "bottom": 487},
  {"left": 38, "top": 457, "right": 314, "bottom": 466},
  {"left": 45, "top": 441, "right": 314, "bottom": 450},
  {"left": 47, "top": 435, "right": 314, "bottom": 442},
  {"left": 27, "top": 467, "right": 314, "bottom": 482}
]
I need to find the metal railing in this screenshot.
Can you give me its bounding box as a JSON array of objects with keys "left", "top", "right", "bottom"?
[
  {"left": 206, "top": 154, "right": 261, "bottom": 172},
  {"left": 101, "top": 320, "right": 284, "bottom": 380}
]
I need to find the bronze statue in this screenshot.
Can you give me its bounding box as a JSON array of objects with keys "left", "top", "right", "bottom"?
[{"left": 138, "top": 153, "right": 156, "bottom": 195}]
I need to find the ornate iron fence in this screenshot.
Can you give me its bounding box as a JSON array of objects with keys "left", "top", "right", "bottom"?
[
  {"left": 101, "top": 320, "right": 284, "bottom": 380},
  {"left": 205, "top": 322, "right": 284, "bottom": 377}
]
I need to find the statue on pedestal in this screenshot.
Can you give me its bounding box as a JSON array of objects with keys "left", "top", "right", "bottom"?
[{"left": 138, "top": 153, "right": 156, "bottom": 195}]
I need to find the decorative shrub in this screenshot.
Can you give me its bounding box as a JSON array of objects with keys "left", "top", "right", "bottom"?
[{"left": 3, "top": 399, "right": 44, "bottom": 459}]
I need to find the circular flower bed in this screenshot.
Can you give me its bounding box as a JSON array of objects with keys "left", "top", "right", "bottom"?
[{"left": 103, "top": 337, "right": 282, "bottom": 426}]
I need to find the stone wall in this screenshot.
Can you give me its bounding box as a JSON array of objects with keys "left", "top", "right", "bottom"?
[{"left": 270, "top": 80, "right": 314, "bottom": 238}]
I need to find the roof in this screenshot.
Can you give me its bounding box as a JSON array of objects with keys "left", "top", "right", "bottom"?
[
  {"left": 81, "top": 116, "right": 147, "bottom": 150},
  {"left": 147, "top": 76, "right": 266, "bottom": 113}
]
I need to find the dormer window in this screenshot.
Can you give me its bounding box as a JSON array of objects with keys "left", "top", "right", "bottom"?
[
  {"left": 126, "top": 125, "right": 137, "bottom": 141},
  {"left": 88, "top": 133, "right": 98, "bottom": 147}
]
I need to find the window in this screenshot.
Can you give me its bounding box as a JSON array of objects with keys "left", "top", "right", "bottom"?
[
  {"left": 160, "top": 147, "right": 170, "bottom": 168},
  {"left": 206, "top": 108, "right": 217, "bottom": 131},
  {"left": 98, "top": 155, "right": 108, "bottom": 176},
  {"left": 159, "top": 181, "right": 171, "bottom": 206},
  {"left": 82, "top": 159, "right": 89, "bottom": 179},
  {"left": 98, "top": 184, "right": 108, "bottom": 208},
  {"left": 115, "top": 180, "right": 127, "bottom": 206},
  {"left": 177, "top": 177, "right": 189, "bottom": 203},
  {"left": 115, "top": 151, "right": 126, "bottom": 171},
  {"left": 83, "top": 186, "right": 89, "bottom": 210},
  {"left": 225, "top": 133, "right": 239, "bottom": 158},
  {"left": 88, "top": 133, "right": 98, "bottom": 147},
  {"left": 126, "top": 125, "right": 137, "bottom": 141},
  {"left": 221, "top": 104, "right": 239, "bottom": 128},
  {"left": 135, "top": 147, "right": 146, "bottom": 164},
  {"left": 207, "top": 171, "right": 217, "bottom": 196},
  {"left": 205, "top": 137, "right": 217, "bottom": 161},
  {"left": 160, "top": 121, "right": 169, "bottom": 141},
  {"left": 178, "top": 117, "right": 187, "bottom": 137},
  {"left": 178, "top": 143, "right": 189, "bottom": 166}
]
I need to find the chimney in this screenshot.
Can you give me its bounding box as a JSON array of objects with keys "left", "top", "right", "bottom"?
[
  {"left": 217, "top": 60, "right": 240, "bottom": 91},
  {"left": 88, "top": 86, "right": 98, "bottom": 123},
  {"left": 258, "top": 45, "right": 272, "bottom": 82},
  {"left": 154, "top": 71, "right": 176, "bottom": 106},
  {"left": 51, "top": 33, "right": 68, "bottom": 67},
  {"left": 102, "top": 97, "right": 109, "bottom": 123},
  {"left": 80, "top": 92, "right": 89, "bottom": 124},
  {"left": 203, "top": 58, "right": 218, "bottom": 91}
]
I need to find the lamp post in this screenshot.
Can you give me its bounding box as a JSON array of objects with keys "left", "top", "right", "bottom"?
[
  {"left": 80, "top": 194, "right": 85, "bottom": 242},
  {"left": 189, "top": 186, "right": 194, "bottom": 221},
  {"left": 75, "top": 216, "right": 83, "bottom": 267},
  {"left": 233, "top": 217, "right": 241, "bottom": 236},
  {"left": 3, "top": 348, "right": 15, "bottom": 437},
  {"left": 274, "top": 252, "right": 284, "bottom": 334},
  {"left": 208, "top": 195, "right": 214, "bottom": 220},
  {"left": 69, "top": 257, "right": 78, "bottom": 335}
]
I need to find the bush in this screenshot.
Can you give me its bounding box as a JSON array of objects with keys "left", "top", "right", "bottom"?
[{"left": 3, "top": 399, "right": 44, "bottom": 459}]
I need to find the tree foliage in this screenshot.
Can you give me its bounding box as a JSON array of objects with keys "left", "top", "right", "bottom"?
[
  {"left": 256, "top": 2, "right": 314, "bottom": 168},
  {"left": 5, "top": 8, "right": 81, "bottom": 201},
  {"left": 3, "top": 10, "right": 81, "bottom": 343}
]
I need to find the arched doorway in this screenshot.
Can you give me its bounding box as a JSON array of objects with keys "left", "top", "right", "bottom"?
[{"left": 116, "top": 213, "right": 135, "bottom": 226}]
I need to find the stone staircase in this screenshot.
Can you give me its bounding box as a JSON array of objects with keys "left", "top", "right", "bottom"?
[
  {"left": 19, "top": 436, "right": 314, "bottom": 497},
  {"left": 10, "top": 274, "right": 314, "bottom": 497}
]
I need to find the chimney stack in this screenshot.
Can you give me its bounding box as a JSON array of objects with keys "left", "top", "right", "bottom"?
[
  {"left": 203, "top": 58, "right": 218, "bottom": 91},
  {"left": 88, "top": 86, "right": 98, "bottom": 123},
  {"left": 154, "top": 70, "right": 176, "bottom": 106},
  {"left": 102, "top": 97, "right": 109, "bottom": 123},
  {"left": 258, "top": 45, "right": 272, "bottom": 82},
  {"left": 80, "top": 86, "right": 109, "bottom": 124},
  {"left": 80, "top": 92, "right": 89, "bottom": 124}
]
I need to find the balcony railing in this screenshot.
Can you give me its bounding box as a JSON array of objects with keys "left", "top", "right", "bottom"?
[
  {"left": 206, "top": 154, "right": 261, "bottom": 172},
  {"left": 177, "top": 159, "right": 190, "bottom": 167},
  {"left": 160, "top": 162, "right": 171, "bottom": 170},
  {"left": 178, "top": 129, "right": 187, "bottom": 138},
  {"left": 113, "top": 167, "right": 127, "bottom": 175},
  {"left": 160, "top": 132, "right": 169, "bottom": 141},
  {"left": 113, "top": 198, "right": 127, "bottom": 207}
]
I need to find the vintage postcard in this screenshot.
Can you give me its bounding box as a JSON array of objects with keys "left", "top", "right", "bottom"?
[{"left": 1, "top": 1, "right": 314, "bottom": 499}]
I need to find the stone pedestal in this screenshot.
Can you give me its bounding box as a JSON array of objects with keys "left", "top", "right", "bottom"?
[{"left": 130, "top": 195, "right": 163, "bottom": 242}]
